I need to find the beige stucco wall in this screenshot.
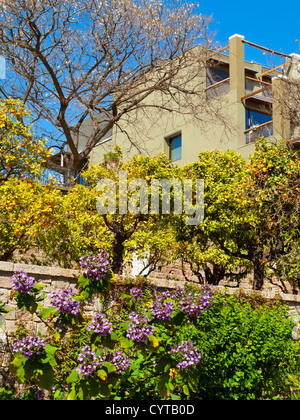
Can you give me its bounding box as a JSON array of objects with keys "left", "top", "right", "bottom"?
[{"left": 88, "top": 35, "right": 290, "bottom": 168}]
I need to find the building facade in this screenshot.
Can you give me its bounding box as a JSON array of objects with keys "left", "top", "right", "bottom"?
[{"left": 85, "top": 34, "right": 300, "bottom": 167}]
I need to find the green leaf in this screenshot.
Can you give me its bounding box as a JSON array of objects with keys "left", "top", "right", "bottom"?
[
  {"left": 102, "top": 361, "right": 116, "bottom": 374},
  {"left": 97, "top": 369, "right": 108, "bottom": 382},
  {"left": 67, "top": 368, "right": 79, "bottom": 384},
  {"left": 34, "top": 283, "right": 47, "bottom": 292},
  {"left": 16, "top": 294, "right": 38, "bottom": 314},
  {"left": 119, "top": 336, "right": 133, "bottom": 349},
  {"left": 101, "top": 335, "right": 117, "bottom": 350},
  {"left": 38, "top": 306, "right": 57, "bottom": 319},
  {"left": 67, "top": 387, "right": 77, "bottom": 400},
  {"left": 171, "top": 311, "right": 186, "bottom": 326},
  {"left": 98, "top": 382, "right": 111, "bottom": 397},
  {"left": 10, "top": 356, "right": 26, "bottom": 383},
  {"left": 120, "top": 321, "right": 129, "bottom": 331},
  {"left": 37, "top": 364, "right": 54, "bottom": 391},
  {"left": 42, "top": 344, "right": 58, "bottom": 367},
  {"left": 157, "top": 373, "right": 172, "bottom": 398},
  {"left": 120, "top": 293, "right": 131, "bottom": 300},
  {"left": 78, "top": 274, "right": 90, "bottom": 288},
  {"left": 183, "top": 384, "right": 190, "bottom": 396},
  {"left": 110, "top": 331, "right": 119, "bottom": 341}
]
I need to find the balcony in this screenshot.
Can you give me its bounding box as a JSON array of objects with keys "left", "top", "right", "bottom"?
[
  {"left": 244, "top": 76, "right": 272, "bottom": 101},
  {"left": 205, "top": 66, "right": 230, "bottom": 99},
  {"left": 244, "top": 120, "right": 273, "bottom": 144},
  {"left": 205, "top": 77, "right": 230, "bottom": 99}
]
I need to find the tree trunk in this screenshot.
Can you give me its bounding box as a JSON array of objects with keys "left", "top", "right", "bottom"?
[
  {"left": 253, "top": 254, "right": 265, "bottom": 290},
  {"left": 204, "top": 264, "right": 225, "bottom": 286},
  {"left": 0, "top": 248, "right": 16, "bottom": 262},
  {"left": 111, "top": 235, "right": 125, "bottom": 275}
]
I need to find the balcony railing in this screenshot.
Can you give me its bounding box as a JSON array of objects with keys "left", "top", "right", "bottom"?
[
  {"left": 244, "top": 120, "right": 273, "bottom": 144},
  {"left": 205, "top": 77, "right": 230, "bottom": 99},
  {"left": 244, "top": 77, "right": 272, "bottom": 100}
]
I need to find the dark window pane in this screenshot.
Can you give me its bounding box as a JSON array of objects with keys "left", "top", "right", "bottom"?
[
  {"left": 206, "top": 67, "right": 229, "bottom": 87},
  {"left": 170, "top": 134, "right": 182, "bottom": 161},
  {"left": 245, "top": 109, "right": 272, "bottom": 130}
]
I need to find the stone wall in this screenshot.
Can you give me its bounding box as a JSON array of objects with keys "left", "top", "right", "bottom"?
[
  {"left": 1, "top": 261, "right": 299, "bottom": 334},
  {"left": 0, "top": 261, "right": 80, "bottom": 335},
  {"left": 0, "top": 260, "right": 300, "bottom": 385}
]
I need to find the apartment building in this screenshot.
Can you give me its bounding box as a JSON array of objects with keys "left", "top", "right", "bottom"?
[{"left": 81, "top": 34, "right": 300, "bottom": 168}]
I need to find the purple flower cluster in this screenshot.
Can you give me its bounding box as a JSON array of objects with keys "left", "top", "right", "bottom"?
[
  {"left": 168, "top": 340, "right": 201, "bottom": 369},
  {"left": 150, "top": 291, "right": 174, "bottom": 321},
  {"left": 13, "top": 334, "right": 46, "bottom": 359},
  {"left": 76, "top": 345, "right": 101, "bottom": 379},
  {"left": 126, "top": 312, "right": 154, "bottom": 343},
  {"left": 130, "top": 287, "right": 144, "bottom": 301},
  {"left": 174, "top": 285, "right": 214, "bottom": 319},
  {"left": 11, "top": 269, "right": 36, "bottom": 295},
  {"left": 109, "top": 351, "right": 131, "bottom": 374},
  {"left": 49, "top": 286, "right": 80, "bottom": 316},
  {"left": 34, "top": 389, "right": 45, "bottom": 400},
  {"left": 79, "top": 251, "right": 111, "bottom": 282},
  {"left": 86, "top": 312, "right": 113, "bottom": 336}
]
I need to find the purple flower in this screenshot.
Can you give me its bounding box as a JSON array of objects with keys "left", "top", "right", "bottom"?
[
  {"left": 130, "top": 287, "right": 144, "bottom": 301},
  {"left": 150, "top": 291, "right": 174, "bottom": 321},
  {"left": 79, "top": 251, "right": 111, "bottom": 282},
  {"left": 76, "top": 345, "right": 101, "bottom": 379},
  {"left": 126, "top": 312, "right": 154, "bottom": 343},
  {"left": 86, "top": 312, "right": 113, "bottom": 336},
  {"left": 110, "top": 351, "right": 130, "bottom": 374},
  {"left": 168, "top": 340, "right": 201, "bottom": 369},
  {"left": 34, "top": 389, "right": 45, "bottom": 400},
  {"left": 173, "top": 285, "right": 214, "bottom": 319},
  {"left": 13, "top": 334, "right": 46, "bottom": 359},
  {"left": 49, "top": 286, "right": 80, "bottom": 316},
  {"left": 11, "top": 269, "right": 36, "bottom": 295}
]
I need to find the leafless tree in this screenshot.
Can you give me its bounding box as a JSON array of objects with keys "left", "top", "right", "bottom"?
[
  {"left": 0, "top": 0, "right": 223, "bottom": 182},
  {"left": 270, "top": 55, "right": 300, "bottom": 146}
]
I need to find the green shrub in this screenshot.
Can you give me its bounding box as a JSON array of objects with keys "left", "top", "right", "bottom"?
[{"left": 182, "top": 291, "right": 300, "bottom": 400}]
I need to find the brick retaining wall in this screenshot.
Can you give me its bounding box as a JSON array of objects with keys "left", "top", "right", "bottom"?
[
  {"left": 0, "top": 261, "right": 300, "bottom": 386},
  {"left": 0, "top": 261, "right": 299, "bottom": 334}
]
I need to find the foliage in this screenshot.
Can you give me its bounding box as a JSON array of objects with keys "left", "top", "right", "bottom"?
[
  {"left": 0, "top": 299, "right": 10, "bottom": 315},
  {"left": 6, "top": 258, "right": 216, "bottom": 400},
  {"left": 1, "top": 138, "right": 300, "bottom": 292},
  {"left": 246, "top": 139, "right": 300, "bottom": 291},
  {"left": 80, "top": 153, "right": 182, "bottom": 273},
  {"left": 0, "top": 387, "right": 35, "bottom": 400},
  {"left": 4, "top": 257, "right": 299, "bottom": 400},
  {"left": 181, "top": 292, "right": 300, "bottom": 400},
  {"left": 0, "top": 178, "right": 62, "bottom": 261},
  {"left": 175, "top": 149, "right": 252, "bottom": 285},
  {"left": 287, "top": 374, "right": 300, "bottom": 399},
  {"left": 35, "top": 183, "right": 111, "bottom": 268},
  {"left": 175, "top": 139, "right": 300, "bottom": 290},
  {"left": 0, "top": 98, "right": 49, "bottom": 183}
]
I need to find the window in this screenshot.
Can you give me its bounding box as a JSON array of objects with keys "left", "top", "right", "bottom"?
[
  {"left": 206, "top": 66, "right": 230, "bottom": 99},
  {"left": 245, "top": 108, "right": 273, "bottom": 144},
  {"left": 206, "top": 67, "right": 229, "bottom": 87},
  {"left": 167, "top": 133, "right": 182, "bottom": 162},
  {"left": 245, "top": 109, "right": 272, "bottom": 130}
]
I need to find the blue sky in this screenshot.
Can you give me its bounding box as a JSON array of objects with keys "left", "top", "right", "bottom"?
[{"left": 197, "top": 0, "right": 300, "bottom": 66}]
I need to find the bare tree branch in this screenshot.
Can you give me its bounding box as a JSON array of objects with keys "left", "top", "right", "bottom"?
[{"left": 0, "top": 0, "right": 218, "bottom": 178}]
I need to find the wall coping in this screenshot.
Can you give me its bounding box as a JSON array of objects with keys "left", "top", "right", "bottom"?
[
  {"left": 1, "top": 261, "right": 299, "bottom": 306},
  {"left": 0, "top": 261, "right": 79, "bottom": 280}
]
